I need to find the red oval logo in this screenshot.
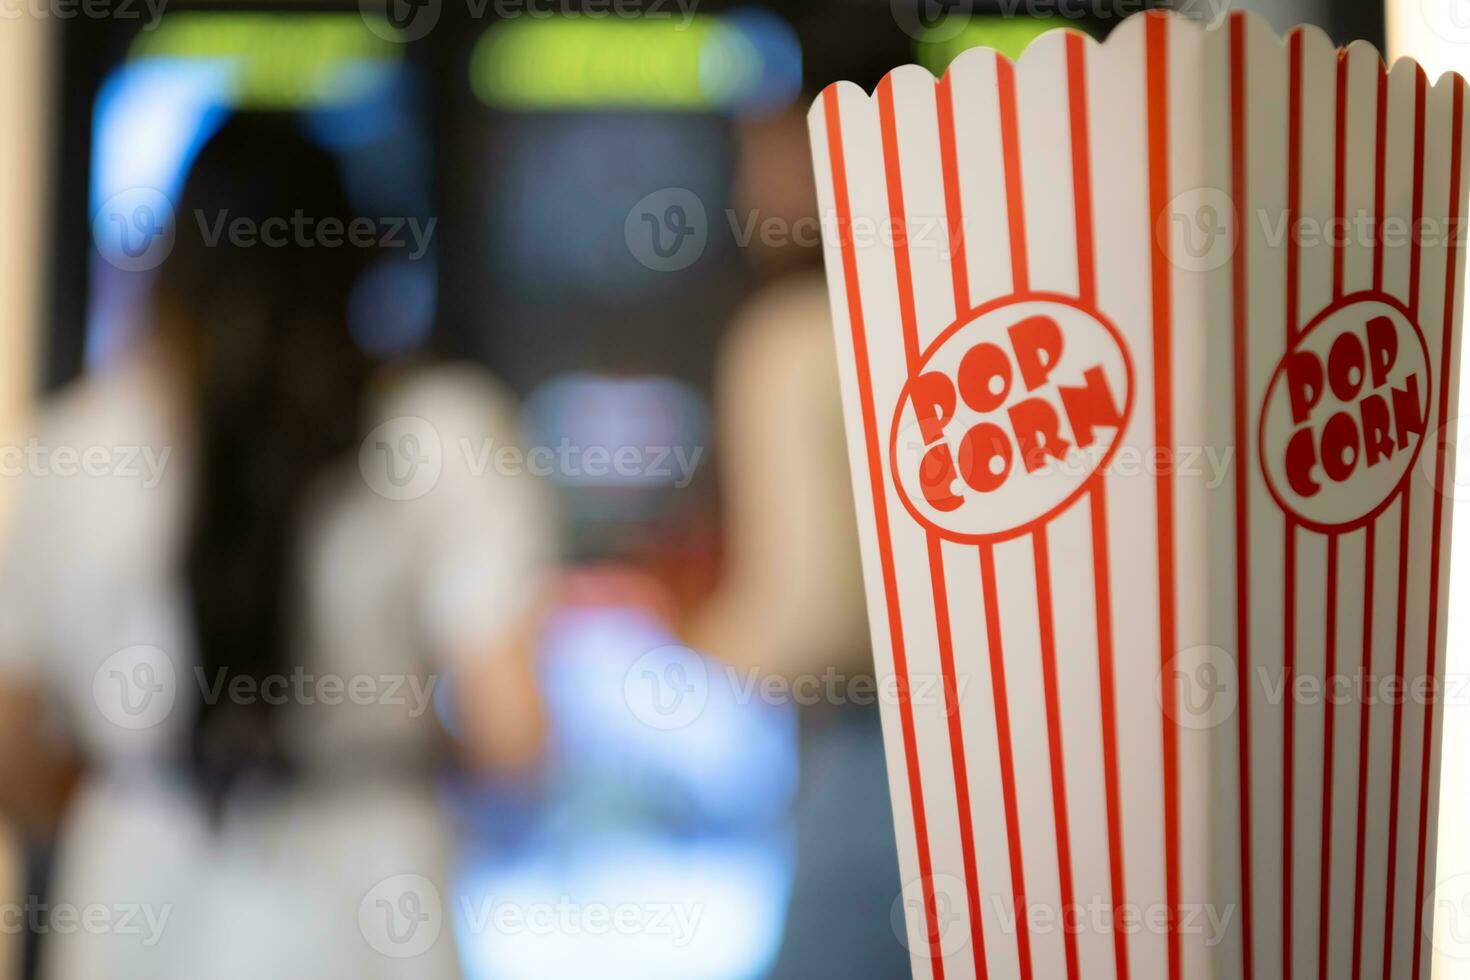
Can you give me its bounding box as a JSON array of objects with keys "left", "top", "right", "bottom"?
[
  {"left": 889, "top": 295, "right": 1134, "bottom": 542},
  {"left": 1259, "top": 293, "right": 1431, "bottom": 532}
]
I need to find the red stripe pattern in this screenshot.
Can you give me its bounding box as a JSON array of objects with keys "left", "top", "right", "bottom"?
[
  {"left": 809, "top": 13, "right": 1467, "bottom": 980},
  {"left": 821, "top": 85, "right": 947, "bottom": 977}
]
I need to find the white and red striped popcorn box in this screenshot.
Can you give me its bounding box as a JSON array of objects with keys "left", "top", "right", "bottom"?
[{"left": 808, "top": 10, "right": 1467, "bottom": 980}]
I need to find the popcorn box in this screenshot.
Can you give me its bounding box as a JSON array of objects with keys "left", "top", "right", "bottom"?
[{"left": 808, "top": 11, "right": 1466, "bottom": 980}]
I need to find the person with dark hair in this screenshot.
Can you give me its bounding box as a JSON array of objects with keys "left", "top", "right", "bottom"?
[{"left": 0, "top": 114, "right": 553, "bottom": 978}]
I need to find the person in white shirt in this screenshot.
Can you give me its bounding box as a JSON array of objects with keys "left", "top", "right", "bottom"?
[{"left": 0, "top": 114, "right": 553, "bottom": 980}]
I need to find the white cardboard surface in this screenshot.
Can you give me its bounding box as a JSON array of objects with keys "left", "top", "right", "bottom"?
[{"left": 809, "top": 11, "right": 1468, "bottom": 980}]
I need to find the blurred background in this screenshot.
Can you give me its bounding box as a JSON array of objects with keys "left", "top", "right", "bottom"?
[{"left": 0, "top": 0, "right": 1464, "bottom": 978}]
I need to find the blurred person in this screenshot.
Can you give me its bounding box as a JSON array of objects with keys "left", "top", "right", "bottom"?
[
  {"left": 690, "top": 102, "right": 911, "bottom": 978},
  {"left": 0, "top": 115, "right": 552, "bottom": 980}
]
